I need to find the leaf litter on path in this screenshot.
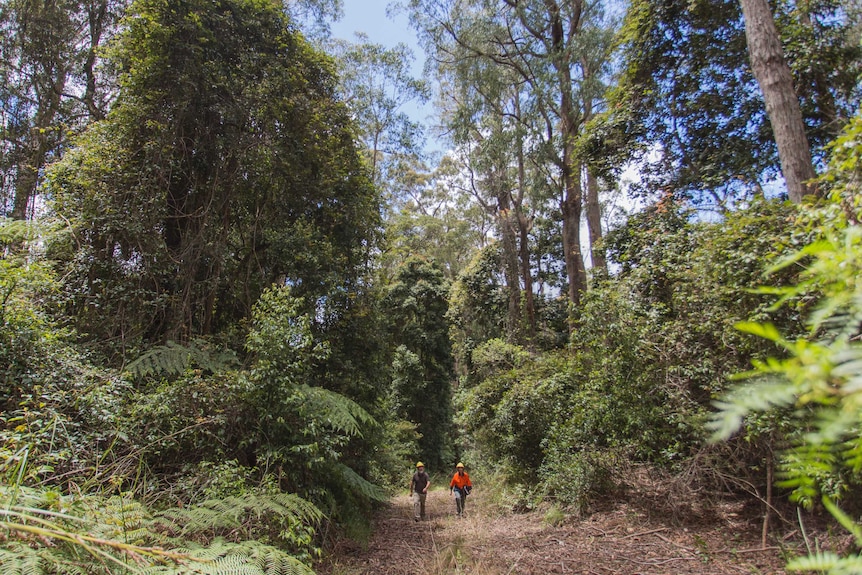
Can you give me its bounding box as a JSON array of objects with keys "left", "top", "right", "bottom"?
[{"left": 316, "top": 486, "right": 796, "bottom": 575}]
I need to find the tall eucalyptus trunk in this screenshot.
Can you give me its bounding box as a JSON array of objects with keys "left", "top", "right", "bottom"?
[
  {"left": 561, "top": 161, "right": 586, "bottom": 307},
  {"left": 498, "top": 189, "right": 523, "bottom": 340},
  {"left": 549, "top": 0, "right": 587, "bottom": 307},
  {"left": 585, "top": 166, "right": 606, "bottom": 275},
  {"left": 514, "top": 97, "right": 536, "bottom": 339},
  {"left": 739, "top": 0, "right": 817, "bottom": 202}
]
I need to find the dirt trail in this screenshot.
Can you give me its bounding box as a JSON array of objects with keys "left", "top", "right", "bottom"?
[{"left": 316, "top": 486, "right": 793, "bottom": 575}]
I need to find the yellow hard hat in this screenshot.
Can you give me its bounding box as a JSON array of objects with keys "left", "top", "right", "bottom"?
[
  {"left": 416, "top": 461, "right": 424, "bottom": 468},
  {"left": 456, "top": 462, "right": 465, "bottom": 468}
]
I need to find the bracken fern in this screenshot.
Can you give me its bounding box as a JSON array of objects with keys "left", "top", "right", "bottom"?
[{"left": 1, "top": 485, "right": 321, "bottom": 575}]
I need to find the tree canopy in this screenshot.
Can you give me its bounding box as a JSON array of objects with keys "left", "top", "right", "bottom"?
[
  {"left": 2, "top": 0, "right": 862, "bottom": 572},
  {"left": 45, "top": 0, "right": 381, "bottom": 354}
]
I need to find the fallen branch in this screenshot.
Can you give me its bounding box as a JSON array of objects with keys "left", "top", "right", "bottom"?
[{"left": 617, "top": 527, "right": 669, "bottom": 540}]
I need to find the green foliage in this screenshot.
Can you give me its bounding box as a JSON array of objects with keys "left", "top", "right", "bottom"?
[
  {"left": 381, "top": 157, "right": 489, "bottom": 280},
  {"left": 362, "top": 418, "right": 421, "bottom": 492},
  {"left": 456, "top": 192, "right": 813, "bottom": 509},
  {"left": 457, "top": 354, "right": 564, "bottom": 474},
  {"left": 125, "top": 339, "right": 240, "bottom": 380},
  {"left": 0, "top": 238, "right": 137, "bottom": 489},
  {"left": 141, "top": 539, "right": 317, "bottom": 575},
  {"left": 468, "top": 338, "right": 531, "bottom": 382},
  {"left": 0, "top": 485, "right": 320, "bottom": 575},
  {"left": 711, "top": 112, "right": 862, "bottom": 571},
  {"left": 384, "top": 256, "right": 454, "bottom": 470},
  {"left": 540, "top": 448, "right": 619, "bottom": 516},
  {"left": 787, "top": 552, "right": 862, "bottom": 574},
  {"left": 45, "top": 0, "right": 380, "bottom": 357},
  {"left": 239, "top": 284, "right": 387, "bottom": 532},
  {"left": 447, "top": 244, "right": 507, "bottom": 373},
  {"left": 328, "top": 33, "right": 428, "bottom": 190},
  {"left": 155, "top": 493, "right": 322, "bottom": 558},
  {"left": 606, "top": 0, "right": 860, "bottom": 204}
]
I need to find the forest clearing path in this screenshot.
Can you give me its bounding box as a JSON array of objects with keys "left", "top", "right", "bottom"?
[{"left": 316, "top": 483, "right": 792, "bottom": 575}]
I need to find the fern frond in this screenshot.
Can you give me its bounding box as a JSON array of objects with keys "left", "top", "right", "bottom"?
[
  {"left": 298, "top": 384, "right": 373, "bottom": 437},
  {"left": 833, "top": 345, "right": 862, "bottom": 394},
  {"left": 125, "top": 341, "right": 195, "bottom": 378},
  {"left": 141, "top": 539, "right": 315, "bottom": 575},
  {"left": 0, "top": 487, "right": 319, "bottom": 575},
  {"left": 0, "top": 218, "right": 41, "bottom": 244},
  {"left": 125, "top": 339, "right": 239, "bottom": 379},
  {"left": 0, "top": 542, "right": 89, "bottom": 575},
  {"left": 708, "top": 378, "right": 797, "bottom": 441},
  {"left": 334, "top": 463, "right": 389, "bottom": 502},
  {"left": 787, "top": 551, "right": 862, "bottom": 574},
  {"left": 154, "top": 493, "right": 321, "bottom": 538}
]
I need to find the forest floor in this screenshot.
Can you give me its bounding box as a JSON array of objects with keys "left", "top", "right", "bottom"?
[{"left": 314, "top": 474, "right": 829, "bottom": 575}]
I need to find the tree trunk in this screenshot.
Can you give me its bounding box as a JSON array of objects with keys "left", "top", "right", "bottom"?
[
  {"left": 11, "top": 84, "right": 65, "bottom": 220},
  {"left": 561, "top": 169, "right": 586, "bottom": 308},
  {"left": 553, "top": 0, "right": 587, "bottom": 308},
  {"left": 498, "top": 192, "right": 522, "bottom": 341},
  {"left": 83, "top": 0, "right": 110, "bottom": 121},
  {"left": 514, "top": 90, "right": 536, "bottom": 340},
  {"left": 585, "top": 166, "right": 606, "bottom": 276},
  {"left": 739, "top": 0, "right": 817, "bottom": 202}
]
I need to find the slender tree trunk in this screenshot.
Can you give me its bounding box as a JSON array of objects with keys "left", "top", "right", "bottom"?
[
  {"left": 548, "top": 0, "right": 587, "bottom": 309},
  {"left": 12, "top": 159, "right": 39, "bottom": 220},
  {"left": 517, "top": 210, "right": 535, "bottom": 338},
  {"left": 498, "top": 192, "right": 522, "bottom": 341},
  {"left": 739, "top": 0, "right": 817, "bottom": 202},
  {"left": 560, "top": 88, "right": 586, "bottom": 307},
  {"left": 83, "top": 0, "right": 109, "bottom": 121},
  {"left": 514, "top": 90, "right": 536, "bottom": 340},
  {"left": 585, "top": 166, "right": 606, "bottom": 276},
  {"left": 561, "top": 167, "right": 586, "bottom": 308},
  {"left": 552, "top": 5, "right": 583, "bottom": 299},
  {"left": 12, "top": 75, "right": 66, "bottom": 220}
]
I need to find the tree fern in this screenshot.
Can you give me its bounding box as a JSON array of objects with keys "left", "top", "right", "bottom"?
[
  {"left": 125, "top": 339, "right": 239, "bottom": 379},
  {"left": 154, "top": 493, "right": 321, "bottom": 539},
  {"left": 297, "top": 384, "right": 374, "bottom": 437},
  {"left": 333, "top": 463, "right": 389, "bottom": 503}
]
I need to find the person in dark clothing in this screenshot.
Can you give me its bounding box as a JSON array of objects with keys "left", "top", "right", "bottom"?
[{"left": 409, "top": 462, "right": 431, "bottom": 521}]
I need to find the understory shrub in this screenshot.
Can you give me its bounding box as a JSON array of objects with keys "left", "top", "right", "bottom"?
[
  {"left": 458, "top": 196, "right": 812, "bottom": 510},
  {"left": 710, "top": 113, "right": 862, "bottom": 573},
  {"left": 0, "top": 484, "right": 322, "bottom": 574}
]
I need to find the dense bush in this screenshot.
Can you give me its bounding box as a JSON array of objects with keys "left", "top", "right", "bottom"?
[
  {"left": 711, "top": 112, "right": 862, "bottom": 573},
  {"left": 456, "top": 195, "right": 813, "bottom": 511}
]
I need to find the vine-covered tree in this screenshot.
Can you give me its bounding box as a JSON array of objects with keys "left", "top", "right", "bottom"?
[
  {"left": 385, "top": 256, "right": 454, "bottom": 470},
  {"left": 0, "top": 0, "right": 121, "bottom": 220},
  {"left": 45, "top": 0, "right": 381, "bottom": 358}
]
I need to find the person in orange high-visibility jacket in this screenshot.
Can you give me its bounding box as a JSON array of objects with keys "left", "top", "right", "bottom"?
[{"left": 449, "top": 462, "right": 472, "bottom": 517}]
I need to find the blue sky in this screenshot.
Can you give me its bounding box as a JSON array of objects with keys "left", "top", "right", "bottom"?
[
  {"left": 331, "top": 0, "right": 419, "bottom": 52},
  {"left": 330, "top": 0, "right": 438, "bottom": 141}
]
